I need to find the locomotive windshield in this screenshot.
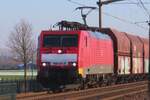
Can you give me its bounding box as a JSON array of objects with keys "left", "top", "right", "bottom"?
[{"left": 43, "top": 34, "right": 78, "bottom": 47}]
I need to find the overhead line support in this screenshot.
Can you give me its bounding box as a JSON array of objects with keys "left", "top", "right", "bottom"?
[
  {"left": 97, "top": 0, "right": 125, "bottom": 29},
  {"left": 148, "top": 17, "right": 150, "bottom": 96}
]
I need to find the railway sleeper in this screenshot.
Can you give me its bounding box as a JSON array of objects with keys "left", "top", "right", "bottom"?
[{"left": 44, "top": 73, "right": 148, "bottom": 93}]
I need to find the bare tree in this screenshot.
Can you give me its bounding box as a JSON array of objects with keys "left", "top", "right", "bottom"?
[{"left": 8, "top": 20, "right": 36, "bottom": 92}]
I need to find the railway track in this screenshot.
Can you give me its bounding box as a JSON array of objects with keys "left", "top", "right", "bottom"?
[{"left": 17, "top": 81, "right": 148, "bottom": 100}]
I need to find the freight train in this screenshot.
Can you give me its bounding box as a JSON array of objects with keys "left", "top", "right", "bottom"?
[{"left": 37, "top": 21, "right": 149, "bottom": 90}]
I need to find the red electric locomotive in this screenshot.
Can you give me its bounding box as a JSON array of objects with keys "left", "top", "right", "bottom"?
[
  {"left": 37, "top": 29, "right": 114, "bottom": 88},
  {"left": 37, "top": 21, "right": 149, "bottom": 89}
]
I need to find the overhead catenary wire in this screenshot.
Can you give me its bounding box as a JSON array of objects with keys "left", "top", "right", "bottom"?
[
  {"left": 138, "top": 0, "right": 150, "bottom": 17},
  {"left": 136, "top": 0, "right": 150, "bottom": 32},
  {"left": 114, "top": 0, "right": 150, "bottom": 17},
  {"left": 132, "top": 0, "right": 149, "bottom": 17},
  {"left": 112, "top": 2, "right": 150, "bottom": 4},
  {"left": 102, "top": 11, "right": 148, "bottom": 29},
  {"left": 67, "top": 0, "right": 148, "bottom": 30},
  {"left": 67, "top": 0, "right": 86, "bottom": 6},
  {"left": 68, "top": 0, "right": 150, "bottom": 5}
]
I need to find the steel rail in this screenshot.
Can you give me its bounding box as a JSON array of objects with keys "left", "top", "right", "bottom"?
[
  {"left": 17, "top": 81, "right": 148, "bottom": 100},
  {"left": 72, "top": 84, "right": 147, "bottom": 100}
]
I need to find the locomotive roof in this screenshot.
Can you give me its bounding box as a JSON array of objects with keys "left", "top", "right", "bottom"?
[
  {"left": 41, "top": 30, "right": 111, "bottom": 40},
  {"left": 88, "top": 31, "right": 111, "bottom": 40}
]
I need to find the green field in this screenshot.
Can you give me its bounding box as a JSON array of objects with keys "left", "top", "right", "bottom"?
[{"left": 0, "top": 70, "right": 37, "bottom": 80}]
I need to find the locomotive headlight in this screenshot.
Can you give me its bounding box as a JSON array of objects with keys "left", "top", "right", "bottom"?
[
  {"left": 58, "top": 49, "right": 62, "bottom": 54},
  {"left": 72, "top": 62, "right": 77, "bottom": 67},
  {"left": 42, "top": 63, "right": 46, "bottom": 67}
]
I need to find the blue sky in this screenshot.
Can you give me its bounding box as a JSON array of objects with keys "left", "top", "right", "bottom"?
[{"left": 0, "top": 0, "right": 150, "bottom": 48}]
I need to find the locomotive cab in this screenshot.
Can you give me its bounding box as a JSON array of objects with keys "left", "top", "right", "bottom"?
[{"left": 37, "top": 30, "right": 80, "bottom": 88}]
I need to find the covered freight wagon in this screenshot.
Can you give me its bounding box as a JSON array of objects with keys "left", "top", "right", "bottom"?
[
  {"left": 101, "top": 28, "right": 131, "bottom": 75},
  {"left": 101, "top": 28, "right": 149, "bottom": 75}
]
